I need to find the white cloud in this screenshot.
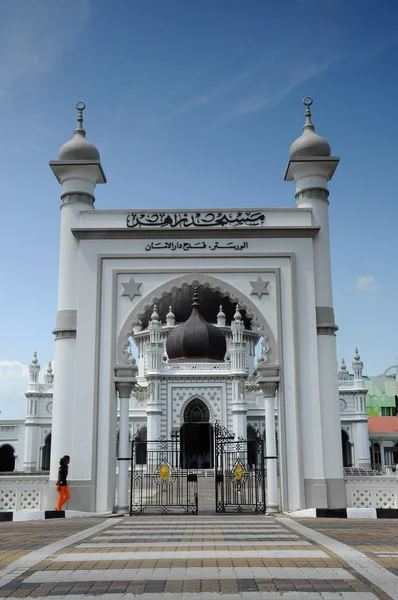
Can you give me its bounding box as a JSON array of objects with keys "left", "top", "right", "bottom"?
[
  {"left": 355, "top": 275, "right": 380, "bottom": 292},
  {"left": 0, "top": 360, "right": 29, "bottom": 420}
]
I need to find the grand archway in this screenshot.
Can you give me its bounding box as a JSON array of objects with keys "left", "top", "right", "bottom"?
[{"left": 180, "top": 399, "right": 214, "bottom": 469}]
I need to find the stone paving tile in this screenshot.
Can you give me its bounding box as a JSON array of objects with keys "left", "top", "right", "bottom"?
[{"left": 1, "top": 515, "right": 397, "bottom": 598}]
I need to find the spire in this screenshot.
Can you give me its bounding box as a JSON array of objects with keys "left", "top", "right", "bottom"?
[
  {"left": 44, "top": 362, "right": 54, "bottom": 385},
  {"left": 217, "top": 304, "right": 226, "bottom": 327},
  {"left": 166, "top": 305, "right": 175, "bottom": 327},
  {"left": 29, "top": 352, "right": 40, "bottom": 383}
]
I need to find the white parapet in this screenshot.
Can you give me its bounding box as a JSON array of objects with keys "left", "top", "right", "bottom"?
[
  {"left": 0, "top": 475, "right": 48, "bottom": 511},
  {"left": 345, "top": 477, "right": 398, "bottom": 508}
]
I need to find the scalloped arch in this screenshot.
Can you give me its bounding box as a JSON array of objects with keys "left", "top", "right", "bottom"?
[{"left": 116, "top": 273, "right": 277, "bottom": 365}]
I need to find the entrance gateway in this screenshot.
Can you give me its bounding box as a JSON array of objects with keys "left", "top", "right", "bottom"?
[
  {"left": 47, "top": 99, "right": 347, "bottom": 514},
  {"left": 129, "top": 419, "right": 266, "bottom": 515}
]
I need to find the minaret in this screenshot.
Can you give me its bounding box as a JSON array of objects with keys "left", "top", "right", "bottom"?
[
  {"left": 24, "top": 353, "right": 41, "bottom": 472},
  {"left": 351, "top": 348, "right": 370, "bottom": 469},
  {"left": 48, "top": 103, "right": 106, "bottom": 507},
  {"left": 146, "top": 306, "right": 164, "bottom": 442},
  {"left": 28, "top": 352, "right": 40, "bottom": 389},
  {"left": 230, "top": 305, "right": 247, "bottom": 438},
  {"left": 285, "top": 97, "right": 345, "bottom": 507}
]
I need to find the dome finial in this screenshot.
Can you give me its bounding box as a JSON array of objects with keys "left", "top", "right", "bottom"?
[
  {"left": 75, "top": 101, "right": 86, "bottom": 137},
  {"left": 303, "top": 96, "right": 314, "bottom": 131},
  {"left": 192, "top": 287, "right": 200, "bottom": 308}
]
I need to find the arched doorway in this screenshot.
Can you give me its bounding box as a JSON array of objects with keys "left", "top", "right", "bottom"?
[
  {"left": 0, "top": 444, "right": 15, "bottom": 472},
  {"left": 341, "top": 430, "right": 352, "bottom": 467},
  {"left": 180, "top": 399, "right": 213, "bottom": 469},
  {"left": 247, "top": 424, "right": 258, "bottom": 468},
  {"left": 41, "top": 433, "right": 51, "bottom": 471},
  {"left": 135, "top": 426, "right": 147, "bottom": 465}
]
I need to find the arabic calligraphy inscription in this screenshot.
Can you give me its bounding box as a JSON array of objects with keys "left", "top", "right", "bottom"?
[
  {"left": 127, "top": 211, "right": 265, "bottom": 229},
  {"left": 145, "top": 241, "right": 249, "bottom": 252}
]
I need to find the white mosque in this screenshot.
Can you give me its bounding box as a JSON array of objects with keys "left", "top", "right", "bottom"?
[{"left": 0, "top": 98, "right": 375, "bottom": 514}]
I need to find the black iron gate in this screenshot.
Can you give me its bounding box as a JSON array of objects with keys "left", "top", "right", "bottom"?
[
  {"left": 215, "top": 422, "right": 266, "bottom": 513},
  {"left": 129, "top": 430, "right": 198, "bottom": 515}
]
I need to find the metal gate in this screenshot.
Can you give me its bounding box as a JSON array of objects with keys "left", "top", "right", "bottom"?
[
  {"left": 215, "top": 422, "right": 266, "bottom": 513},
  {"left": 129, "top": 430, "right": 198, "bottom": 515}
]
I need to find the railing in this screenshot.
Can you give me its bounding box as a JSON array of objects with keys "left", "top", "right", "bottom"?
[
  {"left": 0, "top": 475, "right": 48, "bottom": 511},
  {"left": 162, "top": 363, "right": 232, "bottom": 372},
  {"left": 338, "top": 380, "right": 355, "bottom": 389}
]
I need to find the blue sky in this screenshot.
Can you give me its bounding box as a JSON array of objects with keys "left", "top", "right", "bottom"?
[{"left": 0, "top": 0, "right": 397, "bottom": 419}]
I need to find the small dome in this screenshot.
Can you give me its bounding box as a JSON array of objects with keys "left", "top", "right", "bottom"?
[
  {"left": 289, "top": 97, "right": 330, "bottom": 159},
  {"left": 59, "top": 102, "right": 100, "bottom": 161},
  {"left": 166, "top": 291, "right": 226, "bottom": 362},
  {"left": 217, "top": 305, "right": 226, "bottom": 319}
]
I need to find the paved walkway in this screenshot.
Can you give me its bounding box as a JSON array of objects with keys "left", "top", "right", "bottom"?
[{"left": 0, "top": 514, "right": 397, "bottom": 598}]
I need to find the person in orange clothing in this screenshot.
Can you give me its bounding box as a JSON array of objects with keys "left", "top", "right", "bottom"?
[{"left": 56, "top": 455, "right": 71, "bottom": 511}]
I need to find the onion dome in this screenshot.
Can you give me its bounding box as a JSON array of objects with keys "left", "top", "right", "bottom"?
[
  {"left": 150, "top": 305, "right": 160, "bottom": 323},
  {"left": 289, "top": 97, "right": 331, "bottom": 159},
  {"left": 166, "top": 290, "right": 226, "bottom": 362},
  {"left": 44, "top": 362, "right": 54, "bottom": 385},
  {"left": 233, "top": 304, "right": 243, "bottom": 322},
  {"left": 166, "top": 305, "right": 175, "bottom": 327},
  {"left": 58, "top": 102, "right": 100, "bottom": 161}
]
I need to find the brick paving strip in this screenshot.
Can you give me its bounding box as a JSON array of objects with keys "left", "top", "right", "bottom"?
[
  {"left": 1, "top": 514, "right": 398, "bottom": 598},
  {"left": 281, "top": 517, "right": 398, "bottom": 600},
  {"left": 0, "top": 518, "right": 123, "bottom": 589}
]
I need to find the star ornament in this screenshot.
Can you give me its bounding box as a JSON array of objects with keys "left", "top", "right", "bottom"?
[
  {"left": 122, "top": 277, "right": 142, "bottom": 300},
  {"left": 250, "top": 277, "right": 270, "bottom": 299}
]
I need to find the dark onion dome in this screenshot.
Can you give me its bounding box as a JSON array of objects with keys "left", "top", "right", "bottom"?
[{"left": 166, "top": 291, "right": 226, "bottom": 362}]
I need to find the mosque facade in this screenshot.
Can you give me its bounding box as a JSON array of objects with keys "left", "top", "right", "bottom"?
[{"left": 0, "top": 98, "right": 372, "bottom": 513}]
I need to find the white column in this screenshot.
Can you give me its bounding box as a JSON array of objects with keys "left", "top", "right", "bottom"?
[
  {"left": 146, "top": 380, "right": 162, "bottom": 446},
  {"left": 115, "top": 381, "right": 134, "bottom": 513},
  {"left": 380, "top": 440, "right": 386, "bottom": 473},
  {"left": 263, "top": 382, "right": 279, "bottom": 514},
  {"left": 256, "top": 364, "right": 280, "bottom": 514},
  {"left": 231, "top": 379, "right": 247, "bottom": 440},
  {"left": 23, "top": 425, "right": 37, "bottom": 472},
  {"left": 352, "top": 420, "right": 371, "bottom": 469}
]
